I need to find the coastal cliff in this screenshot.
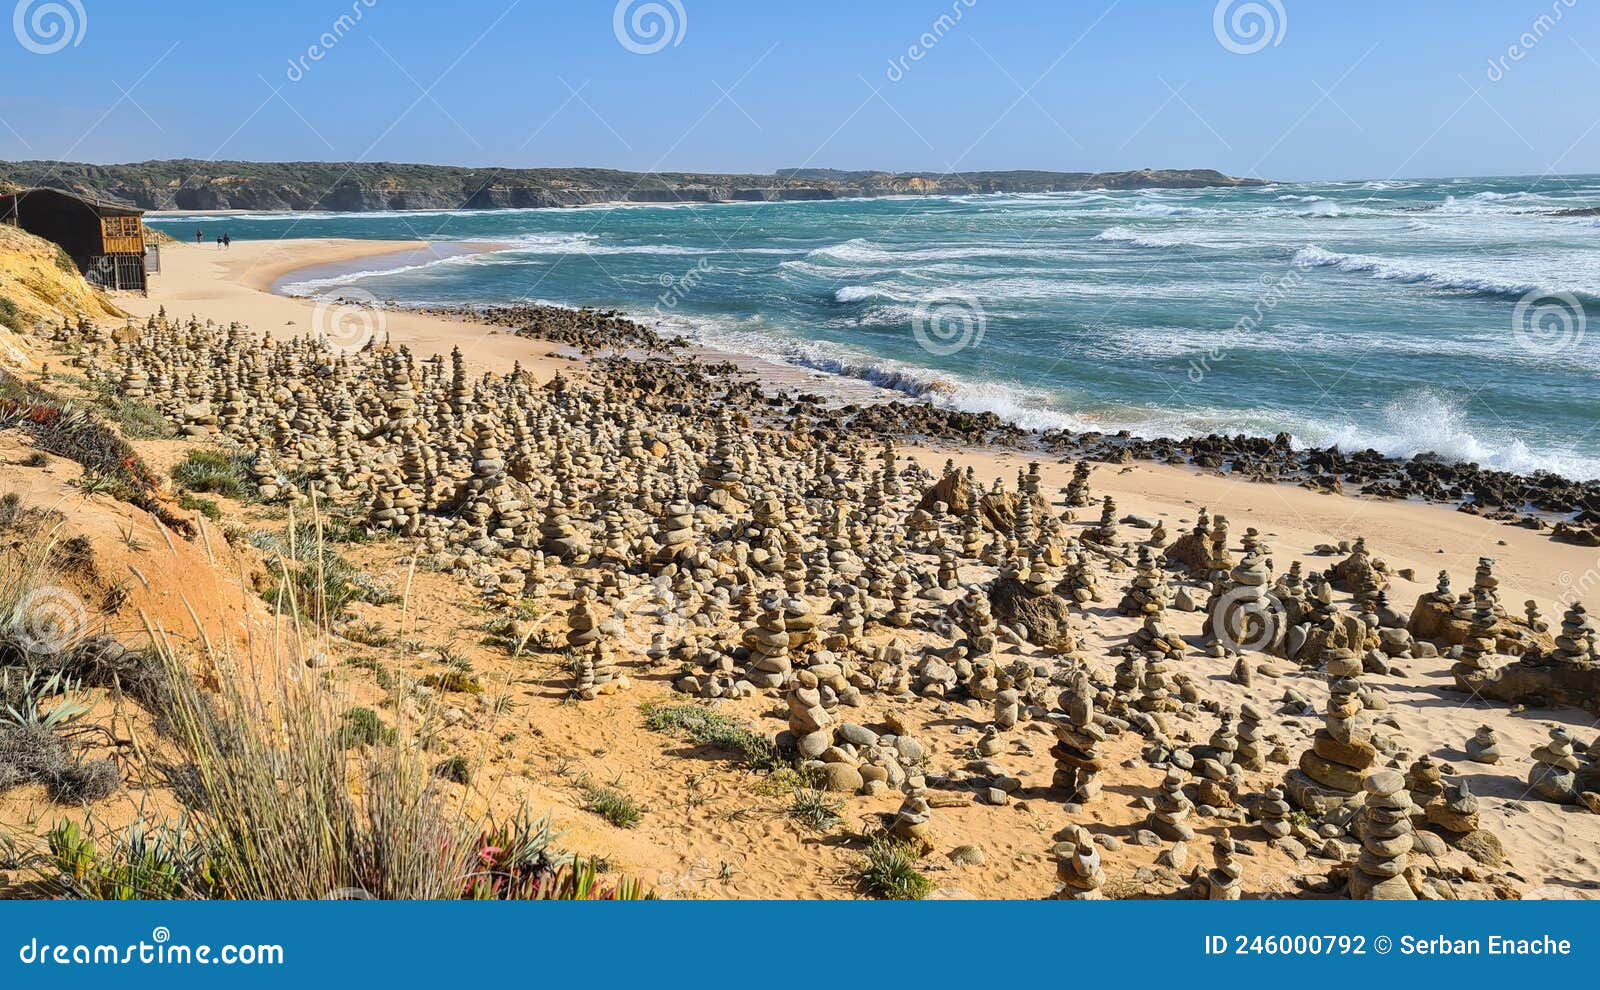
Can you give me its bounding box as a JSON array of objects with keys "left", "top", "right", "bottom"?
[{"left": 0, "top": 160, "right": 1268, "bottom": 213}]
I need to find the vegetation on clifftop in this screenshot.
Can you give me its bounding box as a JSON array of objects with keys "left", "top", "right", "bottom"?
[{"left": 0, "top": 159, "right": 1268, "bottom": 213}]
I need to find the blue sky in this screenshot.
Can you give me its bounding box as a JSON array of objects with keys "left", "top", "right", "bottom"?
[{"left": 1, "top": 0, "right": 1596, "bottom": 180}]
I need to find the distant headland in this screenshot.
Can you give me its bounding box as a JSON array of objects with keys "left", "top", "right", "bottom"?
[{"left": 0, "top": 159, "right": 1269, "bottom": 213}]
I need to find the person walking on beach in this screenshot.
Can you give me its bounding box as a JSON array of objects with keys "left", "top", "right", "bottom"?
[
  {"left": 195, "top": 228, "right": 203, "bottom": 245},
  {"left": 216, "top": 235, "right": 223, "bottom": 250},
  {"left": 223, "top": 233, "right": 231, "bottom": 249}
]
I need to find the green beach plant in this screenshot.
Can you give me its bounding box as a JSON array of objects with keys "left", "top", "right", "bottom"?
[
  {"left": 854, "top": 838, "right": 934, "bottom": 901},
  {"left": 641, "top": 701, "right": 781, "bottom": 772},
  {"left": 577, "top": 775, "right": 645, "bottom": 829},
  {"left": 171, "top": 448, "right": 250, "bottom": 496}
]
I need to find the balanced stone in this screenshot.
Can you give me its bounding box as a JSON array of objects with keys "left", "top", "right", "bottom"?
[
  {"left": 1348, "top": 770, "right": 1417, "bottom": 900},
  {"left": 1465, "top": 725, "right": 1502, "bottom": 764},
  {"left": 1052, "top": 825, "right": 1104, "bottom": 900},
  {"left": 1528, "top": 726, "right": 1581, "bottom": 804}
]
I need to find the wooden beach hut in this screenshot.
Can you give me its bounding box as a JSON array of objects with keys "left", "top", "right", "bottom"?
[{"left": 1, "top": 187, "right": 153, "bottom": 293}]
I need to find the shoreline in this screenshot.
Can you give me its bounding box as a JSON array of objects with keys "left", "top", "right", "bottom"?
[
  {"left": 118, "top": 237, "right": 1600, "bottom": 607},
  {"left": 253, "top": 237, "right": 1599, "bottom": 511}
]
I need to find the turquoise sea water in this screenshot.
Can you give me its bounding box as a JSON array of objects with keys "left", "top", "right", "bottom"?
[{"left": 149, "top": 176, "right": 1600, "bottom": 479}]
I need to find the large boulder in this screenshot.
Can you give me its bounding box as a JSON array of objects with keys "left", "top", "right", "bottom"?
[
  {"left": 1453, "top": 658, "right": 1600, "bottom": 716},
  {"left": 989, "top": 578, "right": 1078, "bottom": 653}
]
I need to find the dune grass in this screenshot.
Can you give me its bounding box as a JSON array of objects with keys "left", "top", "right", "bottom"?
[
  {"left": 641, "top": 701, "right": 780, "bottom": 772},
  {"left": 787, "top": 787, "right": 843, "bottom": 833},
  {"left": 2, "top": 503, "right": 650, "bottom": 900},
  {"left": 854, "top": 839, "right": 933, "bottom": 900},
  {"left": 577, "top": 775, "right": 645, "bottom": 829},
  {"left": 170, "top": 448, "right": 251, "bottom": 497}
]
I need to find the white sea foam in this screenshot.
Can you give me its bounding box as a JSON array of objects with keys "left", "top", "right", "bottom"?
[
  {"left": 1091, "top": 225, "right": 1243, "bottom": 250},
  {"left": 277, "top": 248, "right": 518, "bottom": 294},
  {"left": 1285, "top": 390, "right": 1600, "bottom": 479},
  {"left": 1093, "top": 225, "right": 1182, "bottom": 248},
  {"left": 834, "top": 285, "right": 883, "bottom": 303},
  {"left": 1291, "top": 245, "right": 1597, "bottom": 300},
  {"left": 804, "top": 237, "right": 1077, "bottom": 265},
  {"left": 635, "top": 301, "right": 1600, "bottom": 479}
]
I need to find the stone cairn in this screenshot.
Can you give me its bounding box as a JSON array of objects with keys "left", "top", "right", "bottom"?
[
  {"left": 1058, "top": 548, "right": 1101, "bottom": 604},
  {"left": 1256, "top": 786, "right": 1293, "bottom": 839},
  {"left": 1528, "top": 726, "right": 1581, "bottom": 804},
  {"left": 1127, "top": 558, "right": 1186, "bottom": 661},
  {"left": 743, "top": 594, "right": 794, "bottom": 689},
  {"left": 1050, "top": 669, "right": 1105, "bottom": 805},
  {"left": 1472, "top": 556, "right": 1502, "bottom": 613},
  {"left": 1205, "top": 828, "right": 1244, "bottom": 900},
  {"left": 1064, "top": 461, "right": 1092, "bottom": 509},
  {"left": 1349, "top": 770, "right": 1416, "bottom": 900},
  {"left": 1465, "top": 725, "right": 1502, "bottom": 764},
  {"left": 1235, "top": 703, "right": 1267, "bottom": 771},
  {"left": 1205, "top": 551, "right": 1277, "bottom": 657},
  {"left": 574, "top": 640, "right": 620, "bottom": 701},
  {"left": 1117, "top": 546, "right": 1165, "bottom": 617},
  {"left": 1425, "top": 780, "right": 1481, "bottom": 837},
  {"left": 1525, "top": 600, "right": 1549, "bottom": 634},
  {"left": 1453, "top": 590, "right": 1499, "bottom": 679},
  {"left": 889, "top": 791, "right": 934, "bottom": 854},
  {"left": 564, "top": 588, "right": 603, "bottom": 699},
  {"left": 785, "top": 669, "right": 834, "bottom": 761},
  {"left": 1553, "top": 603, "right": 1597, "bottom": 664},
  {"left": 1146, "top": 770, "right": 1195, "bottom": 841},
  {"left": 1405, "top": 755, "right": 1444, "bottom": 811},
  {"left": 1052, "top": 825, "right": 1103, "bottom": 900},
  {"left": 1285, "top": 633, "right": 1372, "bottom": 814},
  {"left": 1090, "top": 496, "right": 1118, "bottom": 545},
  {"left": 651, "top": 498, "right": 696, "bottom": 573}
]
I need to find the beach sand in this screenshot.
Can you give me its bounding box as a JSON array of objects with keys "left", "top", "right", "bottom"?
[{"left": 98, "top": 237, "right": 1600, "bottom": 898}]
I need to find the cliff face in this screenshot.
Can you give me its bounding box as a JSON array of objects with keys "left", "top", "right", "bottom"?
[{"left": 0, "top": 160, "right": 1269, "bottom": 213}]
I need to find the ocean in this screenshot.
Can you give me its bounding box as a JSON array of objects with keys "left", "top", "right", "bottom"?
[{"left": 148, "top": 175, "right": 1600, "bottom": 480}]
